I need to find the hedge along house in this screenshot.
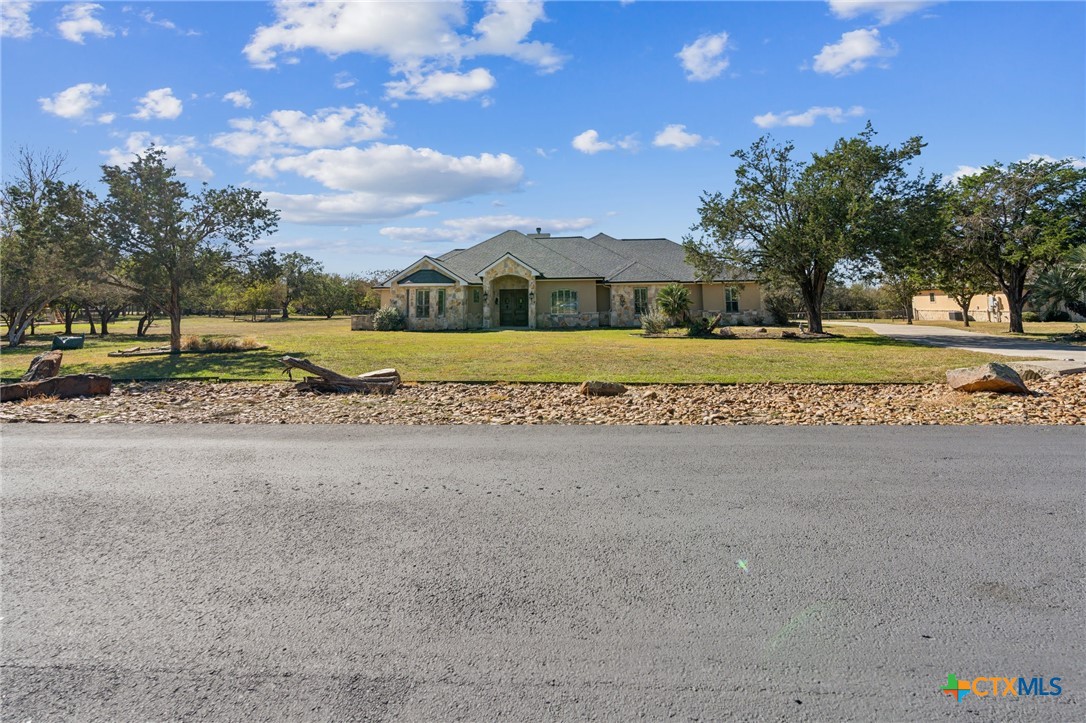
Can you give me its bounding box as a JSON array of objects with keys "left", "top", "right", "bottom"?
[{"left": 371, "top": 230, "right": 764, "bottom": 330}]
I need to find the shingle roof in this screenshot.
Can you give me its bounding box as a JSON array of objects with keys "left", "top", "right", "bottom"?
[{"left": 384, "top": 230, "right": 756, "bottom": 285}]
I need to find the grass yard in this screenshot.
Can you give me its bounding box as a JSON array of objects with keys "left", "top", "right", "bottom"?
[
  {"left": 875, "top": 319, "right": 1083, "bottom": 340},
  {"left": 0, "top": 315, "right": 1033, "bottom": 384}
]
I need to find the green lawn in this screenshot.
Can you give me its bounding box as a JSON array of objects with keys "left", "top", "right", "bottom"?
[{"left": 0, "top": 315, "right": 1031, "bottom": 384}]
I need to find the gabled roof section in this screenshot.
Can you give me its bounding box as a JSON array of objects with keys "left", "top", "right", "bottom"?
[
  {"left": 477, "top": 252, "right": 543, "bottom": 278},
  {"left": 379, "top": 256, "right": 471, "bottom": 287},
  {"left": 399, "top": 268, "right": 456, "bottom": 285}
]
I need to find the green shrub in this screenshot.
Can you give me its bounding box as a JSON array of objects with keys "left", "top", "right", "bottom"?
[
  {"left": 640, "top": 307, "right": 669, "bottom": 335},
  {"left": 685, "top": 317, "right": 713, "bottom": 337},
  {"left": 373, "top": 306, "right": 406, "bottom": 331},
  {"left": 1021, "top": 311, "right": 1041, "bottom": 323},
  {"left": 1043, "top": 309, "right": 1071, "bottom": 322}
]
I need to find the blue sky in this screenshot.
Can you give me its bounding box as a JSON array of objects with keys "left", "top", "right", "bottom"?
[{"left": 3, "top": 1, "right": 1084, "bottom": 274}]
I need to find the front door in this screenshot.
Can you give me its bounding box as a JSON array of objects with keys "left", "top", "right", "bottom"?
[{"left": 499, "top": 289, "right": 529, "bottom": 327}]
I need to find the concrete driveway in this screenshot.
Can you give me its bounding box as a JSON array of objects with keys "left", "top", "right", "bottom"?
[
  {"left": 2, "top": 425, "right": 1082, "bottom": 721},
  {"left": 831, "top": 321, "right": 1086, "bottom": 363}
]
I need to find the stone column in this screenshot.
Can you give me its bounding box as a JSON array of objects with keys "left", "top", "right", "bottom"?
[
  {"left": 482, "top": 278, "right": 492, "bottom": 329},
  {"left": 528, "top": 278, "right": 537, "bottom": 329}
]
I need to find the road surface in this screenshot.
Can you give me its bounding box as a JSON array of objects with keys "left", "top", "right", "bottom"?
[
  {"left": 2, "top": 425, "right": 1083, "bottom": 720},
  {"left": 831, "top": 321, "right": 1086, "bottom": 363}
]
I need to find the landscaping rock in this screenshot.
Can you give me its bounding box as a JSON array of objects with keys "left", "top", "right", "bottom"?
[
  {"left": 1, "top": 375, "right": 1082, "bottom": 425},
  {"left": 946, "top": 363, "right": 1030, "bottom": 394},
  {"left": 1, "top": 374, "right": 112, "bottom": 402},
  {"left": 21, "top": 350, "right": 63, "bottom": 381},
  {"left": 579, "top": 381, "right": 627, "bottom": 397},
  {"left": 1007, "top": 363, "right": 1059, "bottom": 382}
]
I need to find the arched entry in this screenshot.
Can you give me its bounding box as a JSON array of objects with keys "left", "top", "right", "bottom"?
[{"left": 492, "top": 275, "right": 530, "bottom": 327}]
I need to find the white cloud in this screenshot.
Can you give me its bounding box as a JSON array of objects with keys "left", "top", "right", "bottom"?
[
  {"left": 132, "top": 87, "right": 183, "bottom": 120},
  {"left": 813, "top": 28, "right": 897, "bottom": 76},
  {"left": 243, "top": 1, "right": 564, "bottom": 102},
  {"left": 333, "top": 71, "right": 356, "bottom": 89},
  {"left": 385, "top": 67, "right": 496, "bottom": 102},
  {"left": 753, "top": 105, "right": 865, "bottom": 128},
  {"left": 38, "top": 82, "right": 109, "bottom": 121},
  {"left": 677, "top": 31, "right": 730, "bottom": 82},
  {"left": 257, "top": 143, "right": 523, "bottom": 224},
  {"left": 572, "top": 130, "right": 613, "bottom": 155},
  {"left": 212, "top": 104, "right": 390, "bottom": 157},
  {"left": 379, "top": 215, "right": 595, "bottom": 246},
  {"left": 571, "top": 129, "right": 638, "bottom": 155},
  {"left": 223, "top": 90, "right": 252, "bottom": 108},
  {"left": 2, "top": 1, "right": 35, "bottom": 38},
  {"left": 57, "top": 3, "right": 112, "bottom": 43},
  {"left": 652, "top": 124, "right": 713, "bottom": 150},
  {"left": 461, "top": 1, "right": 565, "bottom": 73},
  {"left": 102, "top": 132, "right": 213, "bottom": 180},
  {"left": 827, "top": 1, "right": 938, "bottom": 25},
  {"left": 97, "top": 112, "right": 115, "bottom": 124}
]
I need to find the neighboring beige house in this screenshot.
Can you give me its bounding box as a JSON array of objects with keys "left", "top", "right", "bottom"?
[
  {"left": 367, "top": 229, "right": 765, "bottom": 330},
  {"left": 913, "top": 289, "right": 1017, "bottom": 322},
  {"left": 914, "top": 289, "right": 1085, "bottom": 323}
]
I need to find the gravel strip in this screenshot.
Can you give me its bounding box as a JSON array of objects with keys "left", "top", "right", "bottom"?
[{"left": 2, "top": 375, "right": 1083, "bottom": 425}]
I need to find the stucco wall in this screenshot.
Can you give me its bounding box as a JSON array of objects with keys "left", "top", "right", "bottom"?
[{"left": 535, "top": 279, "right": 598, "bottom": 328}]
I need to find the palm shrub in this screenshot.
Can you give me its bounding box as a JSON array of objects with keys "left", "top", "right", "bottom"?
[
  {"left": 1032, "top": 246, "right": 1086, "bottom": 319},
  {"left": 372, "top": 305, "right": 406, "bottom": 331},
  {"left": 655, "top": 283, "right": 691, "bottom": 325}
]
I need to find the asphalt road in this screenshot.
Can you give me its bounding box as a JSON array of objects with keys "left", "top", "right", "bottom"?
[{"left": 2, "top": 425, "right": 1083, "bottom": 721}]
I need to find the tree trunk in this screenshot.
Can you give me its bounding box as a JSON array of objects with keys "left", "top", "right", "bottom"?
[
  {"left": 84, "top": 306, "right": 97, "bottom": 335},
  {"left": 63, "top": 305, "right": 76, "bottom": 335},
  {"left": 799, "top": 284, "right": 824, "bottom": 334},
  {"left": 1007, "top": 302, "right": 1024, "bottom": 334},
  {"left": 169, "top": 281, "right": 182, "bottom": 351},
  {"left": 97, "top": 307, "right": 109, "bottom": 336},
  {"left": 904, "top": 304, "right": 914, "bottom": 324},
  {"left": 137, "top": 310, "right": 156, "bottom": 337}
]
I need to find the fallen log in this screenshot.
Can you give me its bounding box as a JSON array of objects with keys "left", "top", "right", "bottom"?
[
  {"left": 1, "top": 374, "right": 112, "bottom": 402},
  {"left": 21, "top": 350, "right": 63, "bottom": 381},
  {"left": 279, "top": 356, "right": 399, "bottom": 395}
]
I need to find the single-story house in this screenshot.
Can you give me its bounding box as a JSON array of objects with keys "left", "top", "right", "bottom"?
[
  {"left": 369, "top": 229, "right": 765, "bottom": 330},
  {"left": 912, "top": 289, "right": 1086, "bottom": 323},
  {"left": 913, "top": 289, "right": 1017, "bottom": 323}
]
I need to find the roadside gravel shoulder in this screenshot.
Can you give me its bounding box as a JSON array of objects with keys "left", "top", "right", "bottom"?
[{"left": 2, "top": 374, "right": 1083, "bottom": 425}]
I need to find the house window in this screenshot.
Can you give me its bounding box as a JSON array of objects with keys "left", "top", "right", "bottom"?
[
  {"left": 929, "top": 293, "right": 936, "bottom": 303},
  {"left": 437, "top": 289, "right": 446, "bottom": 318},
  {"left": 634, "top": 287, "right": 648, "bottom": 315},
  {"left": 415, "top": 289, "right": 431, "bottom": 317},
  {"left": 551, "top": 289, "right": 578, "bottom": 314},
  {"left": 725, "top": 287, "right": 740, "bottom": 313},
  {"left": 473, "top": 288, "right": 481, "bottom": 303}
]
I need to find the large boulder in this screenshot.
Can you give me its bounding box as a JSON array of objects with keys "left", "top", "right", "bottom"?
[
  {"left": 21, "top": 350, "right": 63, "bottom": 381},
  {"left": 946, "top": 363, "right": 1029, "bottom": 394},
  {"left": 1, "top": 374, "right": 112, "bottom": 402},
  {"left": 579, "top": 380, "right": 627, "bottom": 397}
]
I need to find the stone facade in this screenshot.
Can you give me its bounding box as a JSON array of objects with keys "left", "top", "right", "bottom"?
[
  {"left": 539, "top": 312, "right": 602, "bottom": 329},
  {"left": 351, "top": 314, "right": 375, "bottom": 330},
  {"left": 382, "top": 258, "right": 467, "bottom": 331}
]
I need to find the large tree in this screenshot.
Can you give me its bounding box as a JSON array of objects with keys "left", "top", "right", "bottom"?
[
  {"left": 101, "top": 147, "right": 279, "bottom": 351},
  {"left": 1, "top": 149, "right": 100, "bottom": 346},
  {"left": 953, "top": 158, "right": 1086, "bottom": 332},
  {"left": 278, "top": 252, "right": 322, "bottom": 318},
  {"left": 875, "top": 173, "right": 948, "bottom": 323},
  {"left": 685, "top": 125, "right": 923, "bottom": 333}
]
